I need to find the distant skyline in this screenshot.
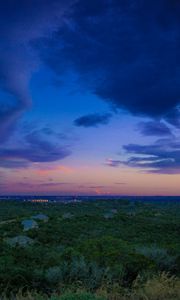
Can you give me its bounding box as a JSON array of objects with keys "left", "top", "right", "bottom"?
[{"left": 0, "top": 0, "right": 180, "bottom": 196}]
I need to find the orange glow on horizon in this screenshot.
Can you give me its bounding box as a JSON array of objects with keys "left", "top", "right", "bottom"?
[
  {"left": 33, "top": 165, "right": 75, "bottom": 176},
  {"left": 1, "top": 164, "right": 180, "bottom": 196}
]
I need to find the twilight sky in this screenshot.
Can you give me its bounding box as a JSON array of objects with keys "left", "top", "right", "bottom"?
[{"left": 0, "top": 0, "right": 180, "bottom": 196}]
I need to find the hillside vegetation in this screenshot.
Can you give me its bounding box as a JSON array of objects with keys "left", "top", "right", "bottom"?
[{"left": 0, "top": 199, "right": 179, "bottom": 299}]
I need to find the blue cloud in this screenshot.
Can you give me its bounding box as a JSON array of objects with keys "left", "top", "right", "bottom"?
[
  {"left": 137, "top": 121, "right": 172, "bottom": 136},
  {"left": 123, "top": 137, "right": 180, "bottom": 174},
  {"left": 0, "top": 0, "right": 74, "bottom": 143},
  {"left": 0, "top": 130, "right": 71, "bottom": 169},
  {"left": 74, "top": 113, "right": 111, "bottom": 127}
]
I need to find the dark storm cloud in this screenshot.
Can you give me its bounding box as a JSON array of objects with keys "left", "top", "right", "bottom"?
[
  {"left": 123, "top": 138, "right": 180, "bottom": 174},
  {"left": 1, "top": 0, "right": 180, "bottom": 137},
  {"left": 43, "top": 0, "right": 180, "bottom": 122},
  {"left": 138, "top": 121, "right": 172, "bottom": 137},
  {"left": 1, "top": 0, "right": 180, "bottom": 160},
  {"left": 74, "top": 113, "right": 112, "bottom": 127},
  {"left": 0, "top": 130, "right": 70, "bottom": 169}
]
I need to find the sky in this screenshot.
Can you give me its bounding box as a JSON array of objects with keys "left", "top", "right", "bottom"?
[{"left": 0, "top": 0, "right": 180, "bottom": 196}]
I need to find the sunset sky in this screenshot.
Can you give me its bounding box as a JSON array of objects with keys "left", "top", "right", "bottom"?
[{"left": 0, "top": 0, "right": 180, "bottom": 195}]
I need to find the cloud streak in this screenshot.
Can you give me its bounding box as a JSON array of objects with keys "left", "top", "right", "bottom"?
[
  {"left": 105, "top": 159, "right": 121, "bottom": 167},
  {"left": 137, "top": 121, "right": 172, "bottom": 137},
  {"left": 123, "top": 137, "right": 180, "bottom": 174},
  {"left": 0, "top": 130, "right": 70, "bottom": 169},
  {"left": 74, "top": 113, "right": 112, "bottom": 127}
]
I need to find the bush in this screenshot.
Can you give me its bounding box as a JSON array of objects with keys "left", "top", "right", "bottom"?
[
  {"left": 124, "top": 253, "right": 155, "bottom": 283},
  {"left": 136, "top": 245, "right": 177, "bottom": 272},
  {"left": 78, "top": 237, "right": 131, "bottom": 267},
  {"left": 131, "top": 272, "right": 180, "bottom": 300},
  {"left": 45, "top": 257, "right": 111, "bottom": 290}
]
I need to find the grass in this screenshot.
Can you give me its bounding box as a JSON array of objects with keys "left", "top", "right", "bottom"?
[{"left": 2, "top": 273, "right": 180, "bottom": 300}]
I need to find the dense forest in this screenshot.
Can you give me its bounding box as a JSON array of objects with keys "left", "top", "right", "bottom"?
[{"left": 0, "top": 199, "right": 179, "bottom": 299}]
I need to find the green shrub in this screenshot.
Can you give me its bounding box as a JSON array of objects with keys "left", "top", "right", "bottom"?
[
  {"left": 78, "top": 237, "right": 131, "bottom": 266},
  {"left": 136, "top": 245, "right": 177, "bottom": 272},
  {"left": 45, "top": 257, "right": 111, "bottom": 290}
]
